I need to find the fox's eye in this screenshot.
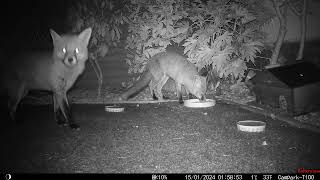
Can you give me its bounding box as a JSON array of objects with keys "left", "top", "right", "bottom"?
[
  {"left": 62, "top": 48, "right": 66, "bottom": 54},
  {"left": 75, "top": 48, "right": 79, "bottom": 54}
]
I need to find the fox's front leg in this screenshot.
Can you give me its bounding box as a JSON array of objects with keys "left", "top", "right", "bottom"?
[
  {"left": 149, "top": 80, "right": 158, "bottom": 100},
  {"left": 176, "top": 83, "right": 184, "bottom": 104},
  {"left": 53, "top": 93, "right": 66, "bottom": 125},
  {"left": 53, "top": 92, "right": 79, "bottom": 130},
  {"left": 154, "top": 76, "right": 169, "bottom": 101},
  {"left": 149, "top": 80, "right": 169, "bottom": 100}
]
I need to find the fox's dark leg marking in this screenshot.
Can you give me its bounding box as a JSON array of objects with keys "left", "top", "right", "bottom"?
[
  {"left": 163, "top": 95, "right": 169, "bottom": 100},
  {"left": 54, "top": 90, "right": 79, "bottom": 130},
  {"left": 62, "top": 96, "right": 79, "bottom": 129},
  {"left": 152, "top": 91, "right": 158, "bottom": 100},
  {"left": 149, "top": 80, "right": 158, "bottom": 100},
  {"left": 57, "top": 77, "right": 79, "bottom": 129},
  {"left": 53, "top": 93, "right": 66, "bottom": 125},
  {"left": 152, "top": 90, "right": 169, "bottom": 100},
  {"left": 188, "top": 93, "right": 196, "bottom": 99},
  {"left": 200, "top": 95, "right": 206, "bottom": 101},
  {"left": 150, "top": 79, "right": 169, "bottom": 100},
  {"left": 55, "top": 108, "right": 67, "bottom": 125},
  {"left": 176, "top": 83, "right": 183, "bottom": 104},
  {"left": 151, "top": 76, "right": 163, "bottom": 101}
]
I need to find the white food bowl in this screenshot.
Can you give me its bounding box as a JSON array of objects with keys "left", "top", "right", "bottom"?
[
  {"left": 183, "top": 99, "right": 216, "bottom": 108},
  {"left": 105, "top": 105, "right": 124, "bottom": 112},
  {"left": 237, "top": 120, "right": 266, "bottom": 132}
]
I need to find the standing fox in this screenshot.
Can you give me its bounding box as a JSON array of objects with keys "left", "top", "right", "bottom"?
[
  {"left": 0, "top": 27, "right": 92, "bottom": 129},
  {"left": 119, "top": 52, "right": 207, "bottom": 103}
]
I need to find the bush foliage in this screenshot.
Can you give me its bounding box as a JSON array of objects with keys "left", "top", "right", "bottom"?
[
  {"left": 125, "top": 0, "right": 274, "bottom": 81},
  {"left": 67, "top": 0, "right": 275, "bottom": 90},
  {"left": 67, "top": 0, "right": 127, "bottom": 60}
]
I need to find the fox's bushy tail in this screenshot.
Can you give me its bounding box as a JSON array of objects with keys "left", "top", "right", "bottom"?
[{"left": 120, "top": 70, "right": 153, "bottom": 100}]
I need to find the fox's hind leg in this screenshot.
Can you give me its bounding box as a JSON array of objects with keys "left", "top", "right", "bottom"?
[
  {"left": 7, "top": 83, "right": 28, "bottom": 121},
  {"left": 53, "top": 91, "right": 79, "bottom": 130},
  {"left": 154, "top": 76, "right": 169, "bottom": 101},
  {"left": 149, "top": 79, "right": 169, "bottom": 100},
  {"left": 149, "top": 79, "right": 157, "bottom": 100}
]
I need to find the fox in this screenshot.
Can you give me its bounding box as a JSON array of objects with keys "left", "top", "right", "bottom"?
[
  {"left": 0, "top": 27, "right": 92, "bottom": 130},
  {"left": 119, "top": 52, "right": 207, "bottom": 104}
]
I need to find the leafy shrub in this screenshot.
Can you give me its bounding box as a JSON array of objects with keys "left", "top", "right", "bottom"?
[
  {"left": 67, "top": 0, "right": 127, "bottom": 59},
  {"left": 125, "top": 0, "right": 274, "bottom": 82},
  {"left": 125, "top": 0, "right": 190, "bottom": 73}
]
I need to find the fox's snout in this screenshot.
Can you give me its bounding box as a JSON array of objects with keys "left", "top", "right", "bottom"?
[
  {"left": 200, "top": 94, "right": 206, "bottom": 101},
  {"left": 196, "top": 93, "right": 206, "bottom": 101},
  {"left": 64, "top": 55, "right": 78, "bottom": 67}
]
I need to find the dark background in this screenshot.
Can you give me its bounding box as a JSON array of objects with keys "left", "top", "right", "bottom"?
[{"left": 0, "top": 0, "right": 74, "bottom": 52}]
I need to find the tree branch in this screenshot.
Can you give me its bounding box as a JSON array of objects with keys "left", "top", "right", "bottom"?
[
  {"left": 288, "top": 0, "right": 302, "bottom": 16},
  {"left": 269, "top": 0, "right": 288, "bottom": 66}
]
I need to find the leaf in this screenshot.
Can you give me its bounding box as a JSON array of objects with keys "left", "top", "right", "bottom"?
[
  {"left": 239, "top": 40, "right": 263, "bottom": 63},
  {"left": 98, "top": 44, "right": 109, "bottom": 57},
  {"left": 183, "top": 37, "right": 198, "bottom": 56}
]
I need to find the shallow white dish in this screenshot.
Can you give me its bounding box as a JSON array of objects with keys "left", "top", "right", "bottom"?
[
  {"left": 105, "top": 105, "right": 125, "bottom": 112},
  {"left": 183, "top": 99, "right": 216, "bottom": 108},
  {"left": 237, "top": 120, "right": 266, "bottom": 132}
]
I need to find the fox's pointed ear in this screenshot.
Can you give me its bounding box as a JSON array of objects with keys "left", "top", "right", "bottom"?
[
  {"left": 78, "top": 27, "right": 92, "bottom": 46},
  {"left": 50, "top": 29, "right": 61, "bottom": 43}
]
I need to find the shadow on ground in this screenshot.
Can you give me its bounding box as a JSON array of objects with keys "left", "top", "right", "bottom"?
[{"left": 0, "top": 102, "right": 319, "bottom": 173}]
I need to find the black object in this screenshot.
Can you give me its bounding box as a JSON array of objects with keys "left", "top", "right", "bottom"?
[{"left": 251, "top": 61, "right": 320, "bottom": 115}]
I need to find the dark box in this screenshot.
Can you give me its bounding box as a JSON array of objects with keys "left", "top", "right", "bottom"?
[{"left": 251, "top": 61, "right": 320, "bottom": 115}]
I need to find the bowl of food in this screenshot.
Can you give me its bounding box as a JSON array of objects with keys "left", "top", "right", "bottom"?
[
  {"left": 237, "top": 120, "right": 266, "bottom": 132},
  {"left": 183, "top": 99, "right": 216, "bottom": 108},
  {"left": 105, "top": 105, "right": 125, "bottom": 112}
]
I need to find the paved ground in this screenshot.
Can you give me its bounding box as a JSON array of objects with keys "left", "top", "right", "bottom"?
[{"left": 0, "top": 102, "right": 319, "bottom": 173}]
